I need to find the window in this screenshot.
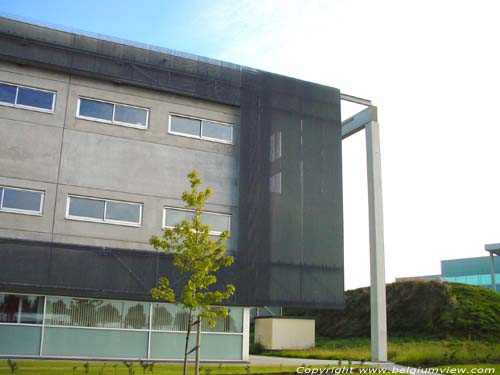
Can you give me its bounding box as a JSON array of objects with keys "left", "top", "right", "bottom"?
[
  {"left": 270, "top": 172, "right": 282, "bottom": 194},
  {"left": 151, "top": 303, "right": 241, "bottom": 333},
  {"left": 163, "top": 207, "right": 230, "bottom": 235},
  {"left": 0, "top": 293, "right": 44, "bottom": 324},
  {"left": 0, "top": 82, "right": 56, "bottom": 112},
  {"left": 67, "top": 196, "right": 142, "bottom": 226},
  {"left": 77, "top": 98, "right": 149, "bottom": 129},
  {"left": 0, "top": 186, "right": 44, "bottom": 215},
  {"left": 45, "top": 296, "right": 150, "bottom": 329},
  {"left": 169, "top": 114, "right": 233, "bottom": 144},
  {"left": 270, "top": 131, "right": 282, "bottom": 161}
]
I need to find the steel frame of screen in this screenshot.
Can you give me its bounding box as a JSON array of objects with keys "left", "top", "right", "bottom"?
[
  {"left": 340, "top": 94, "right": 387, "bottom": 362},
  {"left": 485, "top": 244, "right": 500, "bottom": 292}
]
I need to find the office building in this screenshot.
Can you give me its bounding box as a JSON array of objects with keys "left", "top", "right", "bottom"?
[{"left": 0, "top": 16, "right": 344, "bottom": 361}]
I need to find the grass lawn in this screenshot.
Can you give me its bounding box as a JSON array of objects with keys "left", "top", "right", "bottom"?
[
  {"left": 261, "top": 338, "right": 500, "bottom": 367},
  {"left": 0, "top": 361, "right": 302, "bottom": 375}
]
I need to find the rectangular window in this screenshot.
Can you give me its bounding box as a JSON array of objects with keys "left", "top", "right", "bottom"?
[
  {"left": 0, "top": 293, "right": 44, "bottom": 324},
  {"left": 67, "top": 196, "right": 142, "bottom": 226},
  {"left": 163, "top": 207, "right": 230, "bottom": 235},
  {"left": 0, "top": 186, "right": 44, "bottom": 215},
  {"left": 77, "top": 98, "right": 149, "bottom": 129},
  {"left": 169, "top": 114, "right": 233, "bottom": 144},
  {"left": 44, "top": 296, "right": 150, "bottom": 330},
  {"left": 201, "top": 120, "right": 232, "bottom": 143},
  {"left": 151, "top": 303, "right": 241, "bottom": 333},
  {"left": 0, "top": 82, "right": 55, "bottom": 112},
  {"left": 270, "top": 172, "right": 282, "bottom": 194},
  {"left": 270, "top": 131, "right": 282, "bottom": 161}
]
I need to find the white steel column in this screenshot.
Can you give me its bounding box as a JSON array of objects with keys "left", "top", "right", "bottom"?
[
  {"left": 365, "top": 120, "right": 388, "bottom": 362},
  {"left": 242, "top": 307, "right": 250, "bottom": 361},
  {"left": 490, "top": 252, "right": 497, "bottom": 292}
]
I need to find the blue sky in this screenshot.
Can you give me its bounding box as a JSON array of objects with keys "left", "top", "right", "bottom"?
[
  {"left": 2, "top": 0, "right": 500, "bottom": 290},
  {"left": 0, "top": 0, "right": 225, "bottom": 57}
]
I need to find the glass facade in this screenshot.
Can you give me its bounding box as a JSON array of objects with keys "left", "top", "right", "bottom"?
[
  {"left": 0, "top": 292, "right": 245, "bottom": 360},
  {"left": 441, "top": 256, "right": 500, "bottom": 291},
  {"left": 444, "top": 274, "right": 500, "bottom": 287}
]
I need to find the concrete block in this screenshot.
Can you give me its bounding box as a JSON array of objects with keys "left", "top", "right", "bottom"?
[{"left": 255, "top": 318, "right": 315, "bottom": 350}]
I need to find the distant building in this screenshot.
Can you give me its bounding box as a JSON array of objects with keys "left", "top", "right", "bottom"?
[
  {"left": 395, "top": 275, "right": 442, "bottom": 283},
  {"left": 396, "top": 245, "right": 500, "bottom": 293},
  {"left": 441, "top": 255, "right": 499, "bottom": 291}
]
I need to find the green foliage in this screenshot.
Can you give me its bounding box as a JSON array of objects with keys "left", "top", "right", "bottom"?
[
  {"left": 7, "top": 359, "right": 18, "bottom": 374},
  {"left": 123, "top": 361, "right": 134, "bottom": 375},
  {"left": 249, "top": 341, "right": 266, "bottom": 355},
  {"left": 139, "top": 360, "right": 154, "bottom": 375},
  {"left": 150, "top": 171, "right": 235, "bottom": 326},
  {"left": 294, "top": 281, "right": 500, "bottom": 340}
]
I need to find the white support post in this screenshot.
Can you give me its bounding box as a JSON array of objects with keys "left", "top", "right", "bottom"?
[
  {"left": 242, "top": 307, "right": 250, "bottom": 361},
  {"left": 490, "top": 252, "right": 497, "bottom": 292},
  {"left": 365, "top": 120, "right": 388, "bottom": 362}
]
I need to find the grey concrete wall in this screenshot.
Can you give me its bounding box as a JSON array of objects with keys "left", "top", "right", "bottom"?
[{"left": 0, "top": 61, "right": 240, "bottom": 251}]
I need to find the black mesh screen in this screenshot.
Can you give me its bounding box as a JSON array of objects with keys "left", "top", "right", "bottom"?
[{"left": 238, "top": 72, "right": 344, "bottom": 308}]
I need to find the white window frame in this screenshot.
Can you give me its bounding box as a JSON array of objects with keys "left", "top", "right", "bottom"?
[
  {"left": 0, "top": 81, "right": 56, "bottom": 113},
  {"left": 76, "top": 97, "right": 150, "bottom": 130},
  {"left": 168, "top": 113, "right": 234, "bottom": 144},
  {"left": 270, "top": 172, "right": 282, "bottom": 194},
  {"left": 270, "top": 131, "right": 282, "bottom": 161},
  {"left": 0, "top": 186, "right": 44, "bottom": 216},
  {"left": 162, "top": 206, "right": 231, "bottom": 236},
  {"left": 66, "top": 195, "right": 143, "bottom": 227}
]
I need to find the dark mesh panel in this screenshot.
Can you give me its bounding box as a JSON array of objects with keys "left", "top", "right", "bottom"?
[{"left": 238, "top": 71, "right": 344, "bottom": 308}]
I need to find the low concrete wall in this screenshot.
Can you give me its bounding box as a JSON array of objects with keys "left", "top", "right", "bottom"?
[{"left": 255, "top": 318, "right": 315, "bottom": 350}]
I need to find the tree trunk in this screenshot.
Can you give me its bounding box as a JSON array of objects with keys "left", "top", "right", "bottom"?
[
  {"left": 195, "top": 314, "right": 202, "bottom": 375},
  {"left": 183, "top": 309, "right": 193, "bottom": 375}
]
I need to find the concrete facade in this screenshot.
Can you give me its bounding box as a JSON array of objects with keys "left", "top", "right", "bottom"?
[{"left": 0, "top": 60, "right": 240, "bottom": 251}]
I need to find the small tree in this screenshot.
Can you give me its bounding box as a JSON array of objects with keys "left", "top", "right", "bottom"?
[{"left": 150, "top": 171, "right": 235, "bottom": 375}]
